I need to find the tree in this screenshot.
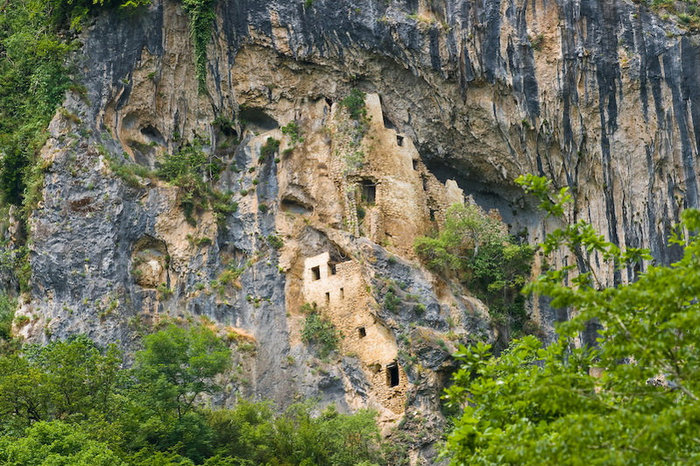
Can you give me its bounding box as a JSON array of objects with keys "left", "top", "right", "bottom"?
[
  {"left": 0, "top": 336, "right": 121, "bottom": 431},
  {"left": 414, "top": 203, "right": 534, "bottom": 337},
  {"left": 27, "top": 336, "right": 122, "bottom": 420},
  {"left": 134, "top": 324, "right": 231, "bottom": 420},
  {"left": 0, "top": 420, "right": 125, "bottom": 465},
  {"left": 443, "top": 175, "right": 700, "bottom": 464},
  {"left": 206, "top": 401, "right": 383, "bottom": 465}
]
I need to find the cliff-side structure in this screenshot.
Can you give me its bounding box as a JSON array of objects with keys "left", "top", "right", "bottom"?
[{"left": 4, "top": 0, "right": 700, "bottom": 462}]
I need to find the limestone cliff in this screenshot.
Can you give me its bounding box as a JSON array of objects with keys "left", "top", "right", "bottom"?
[{"left": 6, "top": 0, "right": 700, "bottom": 462}]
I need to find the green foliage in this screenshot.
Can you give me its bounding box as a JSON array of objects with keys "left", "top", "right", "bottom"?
[
  {"left": 103, "top": 151, "right": 155, "bottom": 188},
  {"left": 0, "top": 1, "right": 72, "bottom": 208},
  {"left": 258, "top": 137, "right": 280, "bottom": 162},
  {"left": 135, "top": 324, "right": 231, "bottom": 419},
  {"left": 281, "top": 121, "right": 304, "bottom": 144},
  {"left": 207, "top": 401, "right": 383, "bottom": 465},
  {"left": 383, "top": 287, "right": 401, "bottom": 313},
  {"left": 156, "top": 283, "right": 173, "bottom": 300},
  {"left": 528, "top": 33, "right": 544, "bottom": 51},
  {"left": 444, "top": 175, "right": 700, "bottom": 464},
  {"left": 0, "top": 420, "right": 126, "bottom": 465},
  {"left": 0, "top": 293, "right": 16, "bottom": 341},
  {"left": 0, "top": 336, "right": 121, "bottom": 431},
  {"left": 44, "top": 0, "right": 151, "bottom": 30},
  {"left": 340, "top": 88, "right": 367, "bottom": 121},
  {"left": 266, "top": 234, "right": 284, "bottom": 250},
  {"left": 414, "top": 204, "right": 534, "bottom": 334},
  {"left": 157, "top": 138, "right": 222, "bottom": 184},
  {"left": 0, "top": 0, "right": 151, "bottom": 213},
  {"left": 0, "top": 324, "right": 390, "bottom": 463},
  {"left": 213, "top": 262, "right": 246, "bottom": 294},
  {"left": 155, "top": 138, "right": 232, "bottom": 225},
  {"left": 301, "top": 306, "right": 340, "bottom": 359},
  {"left": 642, "top": 0, "right": 700, "bottom": 30},
  {"left": 181, "top": 0, "right": 218, "bottom": 92}
]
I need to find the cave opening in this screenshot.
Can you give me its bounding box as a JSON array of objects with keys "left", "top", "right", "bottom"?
[{"left": 239, "top": 107, "right": 279, "bottom": 130}]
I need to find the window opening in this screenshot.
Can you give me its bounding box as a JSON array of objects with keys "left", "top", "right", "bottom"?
[
  {"left": 329, "top": 262, "right": 337, "bottom": 275},
  {"left": 412, "top": 159, "right": 418, "bottom": 170},
  {"left": 311, "top": 266, "right": 320, "bottom": 281},
  {"left": 340, "top": 288, "right": 344, "bottom": 299},
  {"left": 397, "top": 135, "right": 404, "bottom": 147},
  {"left": 387, "top": 363, "right": 399, "bottom": 387},
  {"left": 429, "top": 209, "right": 437, "bottom": 221},
  {"left": 325, "top": 292, "right": 330, "bottom": 305},
  {"left": 360, "top": 180, "right": 376, "bottom": 205},
  {"left": 421, "top": 175, "right": 428, "bottom": 191},
  {"left": 358, "top": 327, "right": 366, "bottom": 338}
]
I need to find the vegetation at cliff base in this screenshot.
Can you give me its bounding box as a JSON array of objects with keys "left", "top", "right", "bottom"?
[
  {"left": 414, "top": 204, "right": 535, "bottom": 339},
  {"left": 0, "top": 324, "right": 386, "bottom": 464},
  {"left": 443, "top": 175, "right": 700, "bottom": 464}
]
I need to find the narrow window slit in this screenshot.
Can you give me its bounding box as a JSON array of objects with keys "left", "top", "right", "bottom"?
[{"left": 387, "top": 362, "right": 399, "bottom": 387}]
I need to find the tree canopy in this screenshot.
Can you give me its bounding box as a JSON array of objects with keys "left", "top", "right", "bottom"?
[
  {"left": 443, "top": 175, "right": 700, "bottom": 464},
  {"left": 0, "top": 324, "right": 387, "bottom": 465},
  {"left": 414, "top": 203, "right": 535, "bottom": 339}
]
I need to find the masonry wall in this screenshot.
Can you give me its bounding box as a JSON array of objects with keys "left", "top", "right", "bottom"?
[{"left": 302, "top": 252, "right": 408, "bottom": 415}]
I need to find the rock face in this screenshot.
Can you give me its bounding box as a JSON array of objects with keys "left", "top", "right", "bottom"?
[{"left": 10, "top": 0, "right": 700, "bottom": 461}]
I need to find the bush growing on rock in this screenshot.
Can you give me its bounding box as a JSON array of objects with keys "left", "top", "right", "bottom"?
[{"left": 414, "top": 203, "right": 534, "bottom": 338}]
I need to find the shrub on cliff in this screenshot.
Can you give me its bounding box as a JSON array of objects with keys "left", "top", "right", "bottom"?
[
  {"left": 301, "top": 304, "right": 340, "bottom": 359},
  {"left": 414, "top": 204, "right": 534, "bottom": 337},
  {"left": 443, "top": 175, "right": 700, "bottom": 464},
  {"left": 340, "top": 89, "right": 367, "bottom": 121}
]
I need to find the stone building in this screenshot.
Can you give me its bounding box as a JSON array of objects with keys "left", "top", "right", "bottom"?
[{"left": 302, "top": 251, "right": 408, "bottom": 416}]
